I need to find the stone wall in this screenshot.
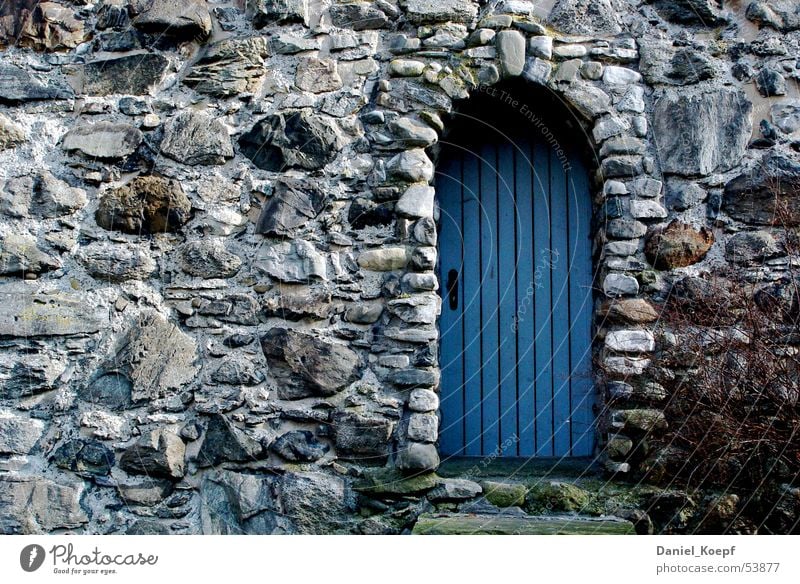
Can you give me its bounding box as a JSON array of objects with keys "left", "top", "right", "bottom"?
[{"left": 0, "top": 0, "right": 798, "bottom": 534}]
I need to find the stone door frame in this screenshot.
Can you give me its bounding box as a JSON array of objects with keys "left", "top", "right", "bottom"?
[{"left": 371, "top": 31, "right": 661, "bottom": 475}]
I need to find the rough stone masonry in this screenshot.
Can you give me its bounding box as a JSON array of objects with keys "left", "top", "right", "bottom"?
[{"left": 0, "top": 0, "right": 798, "bottom": 534}]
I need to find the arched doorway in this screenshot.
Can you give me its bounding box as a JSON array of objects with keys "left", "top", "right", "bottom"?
[{"left": 436, "top": 84, "right": 595, "bottom": 458}]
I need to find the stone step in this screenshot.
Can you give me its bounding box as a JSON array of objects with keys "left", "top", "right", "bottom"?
[
  {"left": 412, "top": 513, "right": 636, "bottom": 535},
  {"left": 437, "top": 456, "right": 602, "bottom": 480}
]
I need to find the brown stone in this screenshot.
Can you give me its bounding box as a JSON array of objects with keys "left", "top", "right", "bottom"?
[
  {"left": 96, "top": 176, "right": 191, "bottom": 235},
  {"left": 599, "top": 298, "right": 660, "bottom": 324},
  {"left": 644, "top": 221, "right": 714, "bottom": 269},
  {"left": 1, "top": 1, "right": 87, "bottom": 52}
]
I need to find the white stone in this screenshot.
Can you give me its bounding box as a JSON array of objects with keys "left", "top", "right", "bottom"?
[
  {"left": 553, "top": 44, "right": 587, "bottom": 58},
  {"left": 80, "top": 410, "right": 129, "bottom": 440},
  {"left": 605, "top": 241, "right": 639, "bottom": 256},
  {"left": 528, "top": 36, "right": 552, "bottom": 59},
  {"left": 496, "top": 30, "right": 526, "bottom": 76},
  {"left": 617, "top": 86, "right": 645, "bottom": 113},
  {"left": 632, "top": 115, "right": 647, "bottom": 137},
  {"left": 389, "top": 59, "right": 425, "bottom": 77},
  {"left": 630, "top": 199, "right": 667, "bottom": 219},
  {"left": 256, "top": 240, "right": 327, "bottom": 282},
  {"left": 523, "top": 57, "right": 552, "bottom": 85},
  {"left": 603, "top": 356, "right": 651, "bottom": 375},
  {"left": 386, "top": 148, "right": 434, "bottom": 182},
  {"left": 407, "top": 413, "right": 438, "bottom": 442},
  {"left": 0, "top": 409, "right": 45, "bottom": 454},
  {"left": 603, "top": 66, "right": 642, "bottom": 84},
  {"left": 397, "top": 185, "right": 435, "bottom": 218},
  {"left": 358, "top": 247, "right": 409, "bottom": 271},
  {"left": 603, "top": 180, "right": 628, "bottom": 196},
  {"left": 603, "top": 273, "right": 639, "bottom": 297},
  {"left": 592, "top": 115, "right": 630, "bottom": 143},
  {"left": 631, "top": 176, "right": 662, "bottom": 198},
  {"left": 771, "top": 101, "right": 800, "bottom": 134},
  {"left": 605, "top": 330, "right": 656, "bottom": 353},
  {"left": 409, "top": 388, "right": 440, "bottom": 412},
  {"left": 390, "top": 116, "right": 438, "bottom": 146}
]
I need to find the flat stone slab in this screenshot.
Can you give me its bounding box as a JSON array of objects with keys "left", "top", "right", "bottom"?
[
  {"left": 0, "top": 284, "right": 108, "bottom": 337},
  {"left": 412, "top": 513, "right": 635, "bottom": 535}
]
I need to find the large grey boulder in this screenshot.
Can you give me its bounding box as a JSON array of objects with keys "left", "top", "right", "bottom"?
[
  {"left": 386, "top": 148, "right": 434, "bottom": 182},
  {"left": 160, "top": 111, "right": 234, "bottom": 166},
  {"left": 130, "top": 0, "right": 212, "bottom": 39},
  {"left": 1, "top": 170, "right": 87, "bottom": 219},
  {"left": 74, "top": 53, "right": 169, "bottom": 96},
  {"left": 332, "top": 411, "right": 394, "bottom": 460},
  {"left": 119, "top": 428, "right": 186, "bottom": 479},
  {"left": 0, "top": 63, "right": 73, "bottom": 104},
  {"left": 0, "top": 410, "right": 45, "bottom": 454},
  {"left": 0, "top": 477, "right": 88, "bottom": 534},
  {"left": 725, "top": 231, "right": 781, "bottom": 266},
  {"left": 177, "top": 240, "right": 242, "bottom": 279},
  {"left": 396, "top": 441, "right": 440, "bottom": 472},
  {"left": 746, "top": 0, "right": 800, "bottom": 32},
  {"left": 723, "top": 150, "right": 800, "bottom": 226},
  {"left": 261, "top": 328, "right": 362, "bottom": 399},
  {"left": 255, "top": 178, "right": 327, "bottom": 236},
  {"left": 0, "top": 232, "right": 60, "bottom": 275},
  {"left": 548, "top": 0, "right": 622, "bottom": 34},
  {"left": 61, "top": 122, "right": 143, "bottom": 159},
  {"left": 280, "top": 471, "right": 355, "bottom": 534},
  {"left": 329, "top": 2, "right": 388, "bottom": 30},
  {"left": 771, "top": 101, "right": 800, "bottom": 135},
  {"left": 184, "top": 37, "right": 270, "bottom": 97},
  {"left": 196, "top": 414, "right": 265, "bottom": 467},
  {"left": 400, "top": 0, "right": 478, "bottom": 23},
  {"left": 653, "top": 88, "right": 752, "bottom": 176},
  {"left": 50, "top": 438, "right": 115, "bottom": 477},
  {"left": 646, "top": 0, "right": 727, "bottom": 25},
  {"left": 272, "top": 430, "right": 329, "bottom": 462},
  {"left": 239, "top": 111, "right": 344, "bottom": 171},
  {"left": 0, "top": 353, "right": 65, "bottom": 399},
  {"left": 250, "top": 0, "right": 309, "bottom": 27},
  {"left": 296, "top": 57, "right": 342, "bottom": 93},
  {"left": 255, "top": 240, "right": 327, "bottom": 282},
  {"left": 200, "top": 470, "right": 288, "bottom": 534},
  {"left": 78, "top": 242, "right": 156, "bottom": 282},
  {"left": 99, "top": 310, "right": 198, "bottom": 402},
  {"left": 0, "top": 283, "right": 107, "bottom": 337}
]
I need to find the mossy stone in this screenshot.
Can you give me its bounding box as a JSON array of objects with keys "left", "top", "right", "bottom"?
[
  {"left": 480, "top": 480, "right": 528, "bottom": 507},
  {"left": 526, "top": 481, "right": 592, "bottom": 513}
]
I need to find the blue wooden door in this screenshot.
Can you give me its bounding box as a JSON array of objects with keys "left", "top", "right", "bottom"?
[{"left": 437, "top": 134, "right": 594, "bottom": 457}]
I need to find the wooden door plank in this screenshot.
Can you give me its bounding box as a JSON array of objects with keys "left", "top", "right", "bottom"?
[
  {"left": 550, "top": 145, "right": 572, "bottom": 457},
  {"left": 479, "top": 142, "right": 500, "bottom": 456},
  {"left": 497, "top": 141, "right": 519, "bottom": 455},
  {"left": 461, "top": 149, "right": 483, "bottom": 456},
  {"left": 515, "top": 139, "right": 536, "bottom": 457},
  {"left": 532, "top": 140, "right": 554, "bottom": 456},
  {"left": 437, "top": 154, "right": 465, "bottom": 456},
  {"left": 568, "top": 152, "right": 595, "bottom": 457}
]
